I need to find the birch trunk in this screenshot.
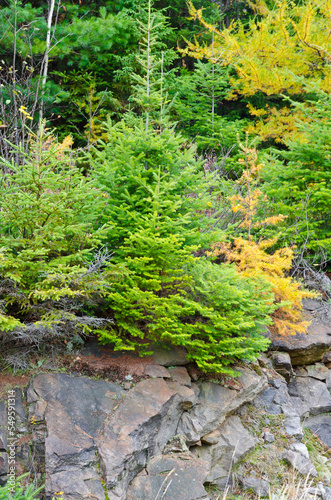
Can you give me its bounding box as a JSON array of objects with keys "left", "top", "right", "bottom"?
[{"left": 40, "top": 0, "right": 56, "bottom": 121}]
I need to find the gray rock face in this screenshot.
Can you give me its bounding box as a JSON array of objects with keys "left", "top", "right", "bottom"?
[
  {"left": 295, "top": 364, "right": 329, "bottom": 381},
  {"left": 295, "top": 366, "right": 309, "bottom": 378},
  {"left": 30, "top": 373, "right": 125, "bottom": 500},
  {"left": 281, "top": 405, "right": 303, "bottom": 439},
  {"left": 0, "top": 402, "right": 7, "bottom": 452},
  {"left": 0, "top": 433, "right": 6, "bottom": 453},
  {"left": 302, "top": 299, "right": 324, "bottom": 312},
  {"left": 163, "top": 434, "right": 189, "bottom": 454},
  {"left": 165, "top": 381, "right": 198, "bottom": 410},
  {"left": 126, "top": 453, "right": 210, "bottom": 500},
  {"left": 192, "top": 415, "right": 257, "bottom": 485},
  {"left": 306, "top": 363, "right": 329, "bottom": 380},
  {"left": 239, "top": 475, "right": 270, "bottom": 498},
  {"left": 0, "top": 451, "right": 8, "bottom": 485},
  {"left": 303, "top": 414, "right": 331, "bottom": 448},
  {"left": 201, "top": 430, "right": 220, "bottom": 445},
  {"left": 7, "top": 389, "right": 31, "bottom": 475},
  {"left": 23, "top": 364, "right": 269, "bottom": 499},
  {"left": 253, "top": 382, "right": 292, "bottom": 415},
  {"left": 289, "top": 396, "right": 310, "bottom": 418},
  {"left": 144, "top": 364, "right": 171, "bottom": 379},
  {"left": 29, "top": 399, "right": 46, "bottom": 422},
  {"left": 326, "top": 369, "right": 331, "bottom": 390},
  {"left": 272, "top": 352, "right": 294, "bottom": 379},
  {"left": 289, "top": 442, "right": 309, "bottom": 459},
  {"left": 253, "top": 383, "right": 306, "bottom": 439},
  {"left": 283, "top": 450, "right": 317, "bottom": 477},
  {"left": 97, "top": 378, "right": 183, "bottom": 499},
  {"left": 148, "top": 343, "right": 189, "bottom": 366},
  {"left": 285, "top": 417, "right": 303, "bottom": 439},
  {"left": 49, "top": 470, "right": 106, "bottom": 500},
  {"left": 178, "top": 413, "right": 204, "bottom": 445},
  {"left": 262, "top": 431, "right": 275, "bottom": 443},
  {"left": 13, "top": 388, "right": 28, "bottom": 434},
  {"left": 253, "top": 387, "right": 276, "bottom": 408},
  {"left": 285, "top": 416, "right": 303, "bottom": 439},
  {"left": 287, "top": 377, "right": 331, "bottom": 415},
  {"left": 30, "top": 373, "right": 194, "bottom": 500},
  {"left": 307, "top": 485, "right": 331, "bottom": 500},
  {"left": 177, "top": 366, "right": 268, "bottom": 442},
  {"left": 12, "top": 351, "right": 330, "bottom": 500},
  {"left": 0, "top": 452, "right": 8, "bottom": 477},
  {"left": 267, "top": 315, "right": 331, "bottom": 365},
  {"left": 168, "top": 366, "right": 191, "bottom": 387},
  {"left": 308, "top": 485, "right": 331, "bottom": 500}
]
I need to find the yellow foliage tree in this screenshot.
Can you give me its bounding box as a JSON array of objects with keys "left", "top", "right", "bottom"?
[
  {"left": 208, "top": 146, "right": 316, "bottom": 335},
  {"left": 184, "top": 0, "right": 331, "bottom": 142}
]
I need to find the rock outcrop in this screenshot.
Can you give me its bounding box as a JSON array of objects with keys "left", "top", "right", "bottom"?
[
  {"left": 97, "top": 378, "right": 183, "bottom": 499},
  {"left": 266, "top": 300, "right": 331, "bottom": 365},
  {"left": 29, "top": 373, "right": 125, "bottom": 500},
  {"left": 283, "top": 449, "right": 317, "bottom": 477},
  {"left": 24, "top": 364, "right": 269, "bottom": 499},
  {"left": 304, "top": 415, "right": 331, "bottom": 449},
  {"left": 192, "top": 415, "right": 257, "bottom": 487},
  {"left": 1, "top": 329, "right": 331, "bottom": 499},
  {"left": 287, "top": 376, "right": 331, "bottom": 415},
  {"left": 177, "top": 366, "right": 267, "bottom": 444},
  {"left": 127, "top": 453, "right": 210, "bottom": 500}
]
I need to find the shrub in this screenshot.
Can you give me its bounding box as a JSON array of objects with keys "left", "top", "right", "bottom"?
[{"left": 0, "top": 125, "right": 115, "bottom": 363}]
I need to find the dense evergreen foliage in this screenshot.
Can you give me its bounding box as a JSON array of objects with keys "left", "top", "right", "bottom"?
[
  {"left": 262, "top": 91, "right": 331, "bottom": 255},
  {"left": 0, "top": 0, "right": 328, "bottom": 373}
]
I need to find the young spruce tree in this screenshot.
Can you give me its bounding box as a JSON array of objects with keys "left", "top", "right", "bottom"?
[
  {"left": 0, "top": 125, "right": 115, "bottom": 366},
  {"left": 91, "top": 0, "right": 276, "bottom": 374}
]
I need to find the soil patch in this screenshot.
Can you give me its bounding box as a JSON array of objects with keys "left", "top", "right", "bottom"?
[{"left": 0, "top": 373, "right": 30, "bottom": 398}]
